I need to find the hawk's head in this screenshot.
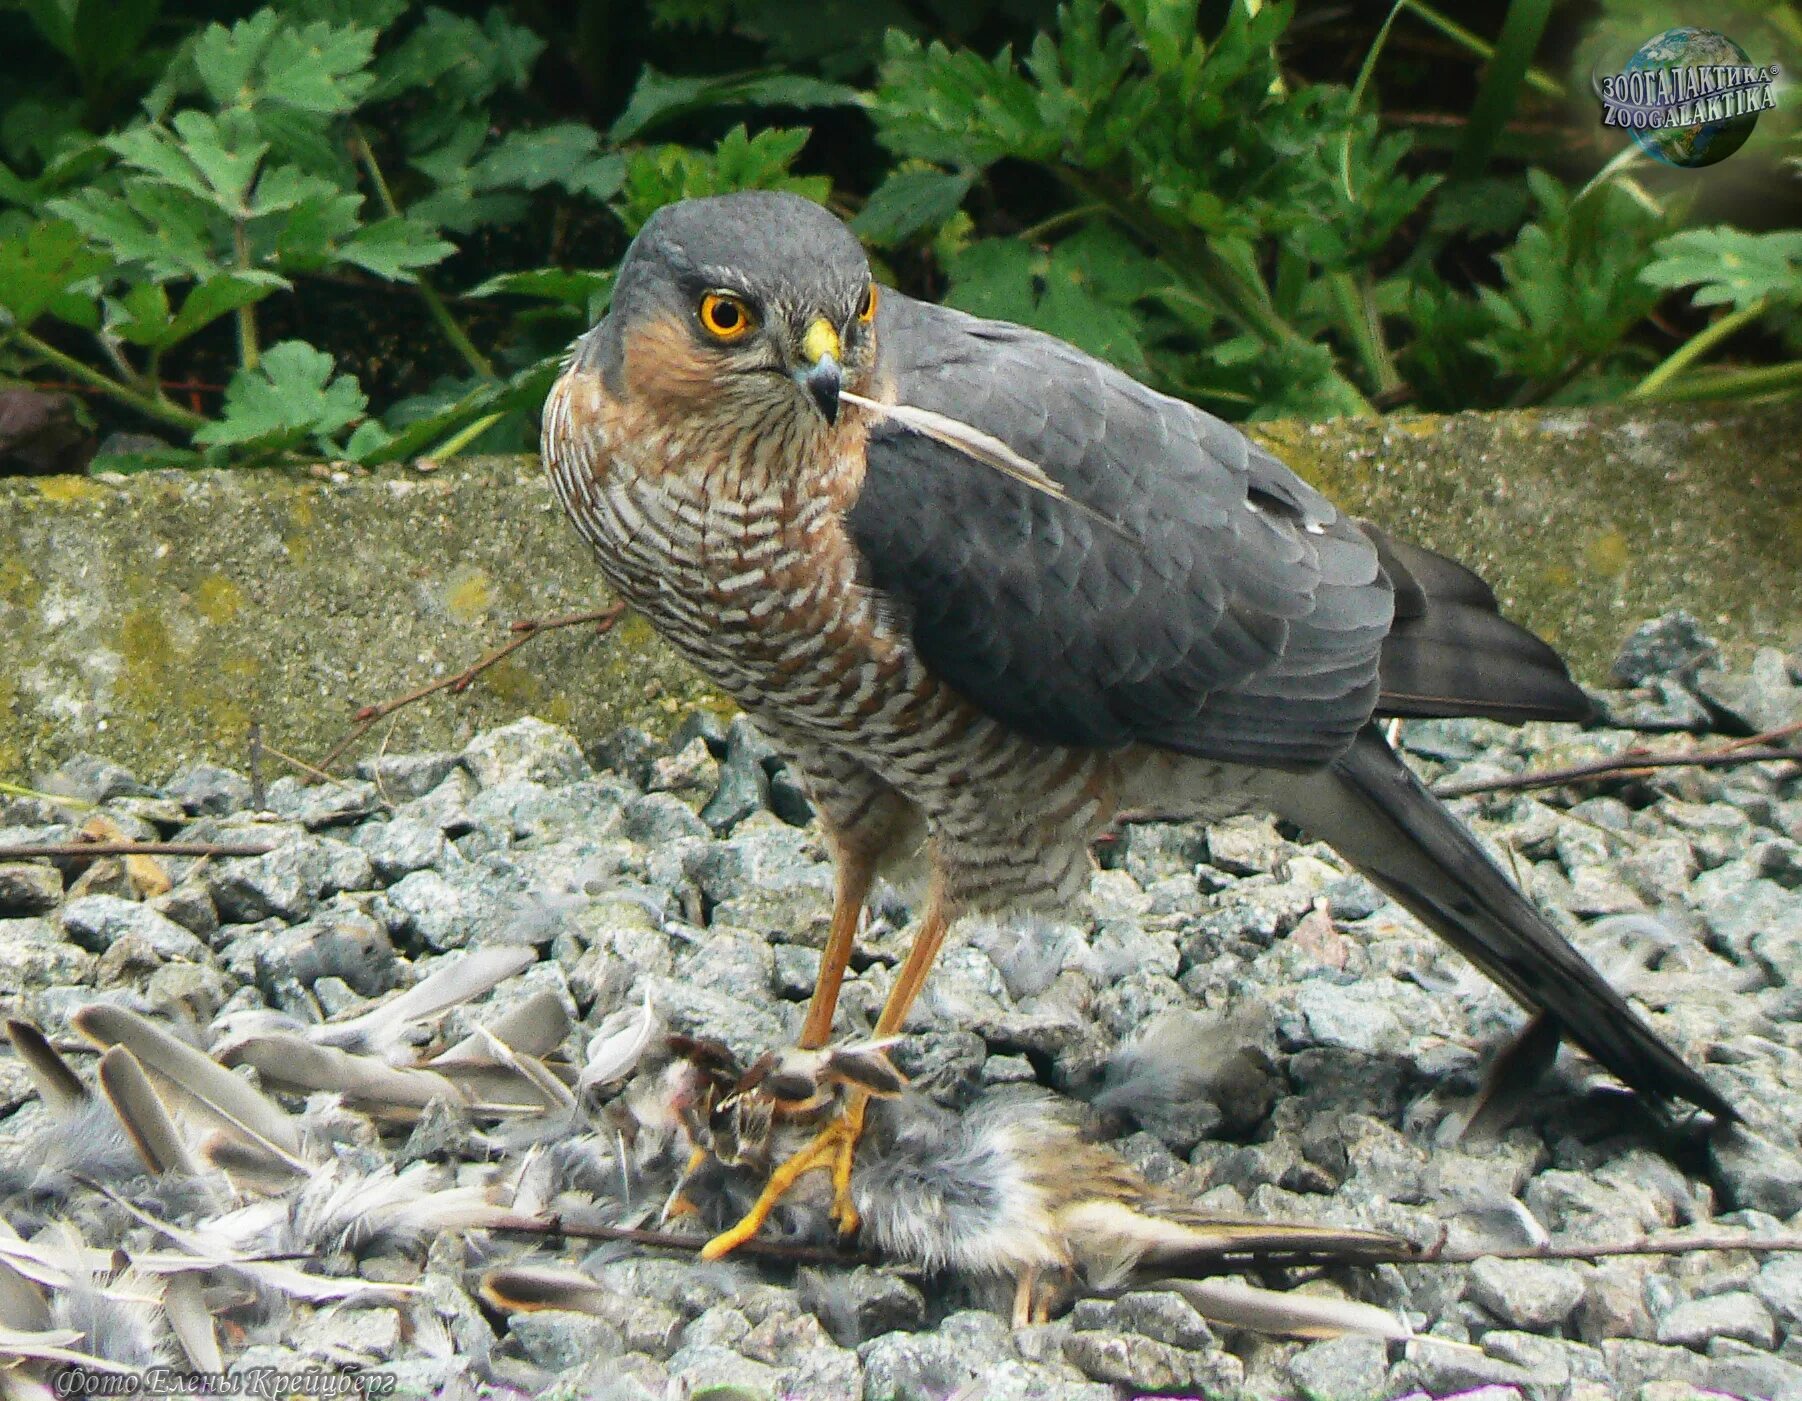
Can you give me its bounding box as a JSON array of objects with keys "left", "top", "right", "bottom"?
[{"left": 584, "top": 191, "right": 879, "bottom": 429}]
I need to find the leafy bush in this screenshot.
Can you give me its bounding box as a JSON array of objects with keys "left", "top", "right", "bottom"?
[{"left": 0, "top": 0, "right": 1795, "bottom": 475}]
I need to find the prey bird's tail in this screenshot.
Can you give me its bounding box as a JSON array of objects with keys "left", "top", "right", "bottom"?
[{"left": 1266, "top": 725, "right": 1735, "bottom": 1122}]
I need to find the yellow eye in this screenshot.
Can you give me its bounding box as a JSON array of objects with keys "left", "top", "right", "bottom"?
[
  {"left": 857, "top": 283, "right": 879, "bottom": 324},
  {"left": 698, "top": 291, "right": 755, "bottom": 342}
]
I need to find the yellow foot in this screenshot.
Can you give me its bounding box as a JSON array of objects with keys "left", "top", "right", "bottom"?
[{"left": 700, "top": 1095, "right": 868, "bottom": 1260}]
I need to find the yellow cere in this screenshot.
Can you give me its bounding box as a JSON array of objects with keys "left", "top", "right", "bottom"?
[{"left": 802, "top": 317, "right": 841, "bottom": 367}]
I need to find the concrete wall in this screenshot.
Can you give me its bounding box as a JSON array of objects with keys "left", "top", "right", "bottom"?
[{"left": 2, "top": 401, "right": 1797, "bottom": 782}]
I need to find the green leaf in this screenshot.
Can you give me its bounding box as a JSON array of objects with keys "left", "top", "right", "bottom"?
[
  {"left": 408, "top": 119, "right": 535, "bottom": 235},
  {"left": 195, "top": 339, "right": 366, "bottom": 452},
  {"left": 89, "top": 442, "right": 203, "bottom": 474},
  {"left": 246, "top": 163, "right": 341, "bottom": 218},
  {"left": 371, "top": 8, "right": 544, "bottom": 109},
  {"left": 1114, "top": 0, "right": 1199, "bottom": 73},
  {"left": 191, "top": 12, "right": 375, "bottom": 115},
  {"left": 171, "top": 110, "right": 266, "bottom": 210},
  {"left": 872, "top": 35, "right": 1058, "bottom": 169},
  {"left": 699, "top": 0, "right": 912, "bottom": 79},
  {"left": 102, "top": 112, "right": 273, "bottom": 220},
  {"left": 168, "top": 271, "right": 285, "bottom": 342},
  {"left": 107, "top": 280, "right": 171, "bottom": 345},
  {"left": 1457, "top": 170, "right": 1663, "bottom": 393},
  {"left": 469, "top": 125, "right": 622, "bottom": 200},
  {"left": 109, "top": 270, "right": 285, "bottom": 349},
  {"left": 1642, "top": 229, "right": 1802, "bottom": 313},
  {"left": 281, "top": 0, "right": 406, "bottom": 30},
  {"left": 260, "top": 20, "right": 376, "bottom": 114},
  {"left": 16, "top": 0, "right": 77, "bottom": 59},
  {"left": 614, "top": 126, "right": 828, "bottom": 235},
  {"left": 353, "top": 358, "right": 556, "bottom": 466},
  {"left": 342, "top": 418, "right": 391, "bottom": 460},
  {"left": 944, "top": 238, "right": 1039, "bottom": 323},
  {"left": 69, "top": 0, "right": 162, "bottom": 88},
  {"left": 1428, "top": 177, "right": 1531, "bottom": 239},
  {"left": 945, "top": 226, "right": 1161, "bottom": 374},
  {"left": 193, "top": 13, "right": 280, "bottom": 109},
  {"left": 852, "top": 169, "right": 972, "bottom": 245},
  {"left": 608, "top": 67, "right": 859, "bottom": 144},
  {"left": 106, "top": 125, "right": 218, "bottom": 203},
  {"left": 263, "top": 189, "right": 362, "bottom": 272},
  {"left": 50, "top": 182, "right": 224, "bottom": 280},
  {"left": 337, "top": 218, "right": 454, "bottom": 281},
  {"left": 0, "top": 218, "right": 108, "bottom": 327},
  {"left": 467, "top": 268, "right": 614, "bottom": 311},
  {"left": 369, "top": 9, "right": 471, "bottom": 99},
  {"left": 0, "top": 138, "right": 109, "bottom": 209}
]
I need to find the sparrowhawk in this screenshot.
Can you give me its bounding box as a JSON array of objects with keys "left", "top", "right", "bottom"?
[{"left": 541, "top": 191, "right": 1732, "bottom": 1257}]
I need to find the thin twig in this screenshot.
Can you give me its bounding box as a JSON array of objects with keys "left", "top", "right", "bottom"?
[
  {"left": 313, "top": 604, "right": 627, "bottom": 774},
  {"left": 349, "top": 128, "right": 495, "bottom": 383},
  {"left": 488, "top": 1215, "right": 873, "bottom": 1267},
  {"left": 1415, "top": 1232, "right": 1802, "bottom": 1267},
  {"left": 0, "top": 841, "right": 275, "bottom": 860},
  {"left": 256, "top": 740, "right": 367, "bottom": 792},
  {"left": 1434, "top": 718, "right": 1802, "bottom": 799},
  {"left": 483, "top": 1216, "right": 1802, "bottom": 1274},
  {"left": 247, "top": 720, "right": 266, "bottom": 813}
]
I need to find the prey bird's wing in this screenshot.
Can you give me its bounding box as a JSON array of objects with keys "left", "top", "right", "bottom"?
[{"left": 851, "top": 295, "right": 1589, "bottom": 769}]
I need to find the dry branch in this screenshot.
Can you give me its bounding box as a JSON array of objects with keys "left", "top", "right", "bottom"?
[
  {"left": 0, "top": 841, "right": 275, "bottom": 860},
  {"left": 486, "top": 1214, "right": 1802, "bottom": 1275},
  {"left": 1433, "top": 717, "right": 1802, "bottom": 799},
  {"left": 313, "top": 603, "right": 627, "bottom": 773}
]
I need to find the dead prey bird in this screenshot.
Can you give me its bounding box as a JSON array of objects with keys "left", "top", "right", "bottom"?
[{"left": 556, "top": 1037, "right": 1415, "bottom": 1333}]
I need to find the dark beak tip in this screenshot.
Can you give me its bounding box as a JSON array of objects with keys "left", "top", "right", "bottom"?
[{"left": 800, "top": 361, "right": 842, "bottom": 425}]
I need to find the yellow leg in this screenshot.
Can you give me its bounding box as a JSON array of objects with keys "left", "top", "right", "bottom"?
[
  {"left": 699, "top": 1097, "right": 866, "bottom": 1259},
  {"left": 702, "top": 892, "right": 952, "bottom": 1259},
  {"left": 798, "top": 855, "right": 873, "bottom": 1050},
  {"left": 826, "top": 1092, "right": 866, "bottom": 1233},
  {"left": 873, "top": 889, "right": 950, "bottom": 1038}
]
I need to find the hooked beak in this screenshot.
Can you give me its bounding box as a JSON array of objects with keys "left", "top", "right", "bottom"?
[{"left": 795, "top": 317, "right": 842, "bottom": 425}]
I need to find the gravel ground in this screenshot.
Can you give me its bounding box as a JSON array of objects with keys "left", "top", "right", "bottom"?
[{"left": 1, "top": 612, "right": 1800, "bottom": 1401}]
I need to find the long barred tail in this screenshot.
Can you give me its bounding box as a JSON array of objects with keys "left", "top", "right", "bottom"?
[{"left": 1268, "top": 724, "right": 1735, "bottom": 1122}]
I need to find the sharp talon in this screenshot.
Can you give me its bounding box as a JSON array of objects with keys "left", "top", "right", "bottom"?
[{"left": 702, "top": 1094, "right": 870, "bottom": 1259}]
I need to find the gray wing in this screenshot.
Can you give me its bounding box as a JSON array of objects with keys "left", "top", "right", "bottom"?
[
  {"left": 848, "top": 294, "right": 1587, "bottom": 769},
  {"left": 849, "top": 295, "right": 1384, "bottom": 768}
]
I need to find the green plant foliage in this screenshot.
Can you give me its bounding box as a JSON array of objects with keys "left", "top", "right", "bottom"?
[
  {"left": 0, "top": 0, "right": 1793, "bottom": 477},
  {"left": 1643, "top": 230, "right": 1802, "bottom": 313},
  {"left": 614, "top": 125, "right": 829, "bottom": 235},
  {"left": 195, "top": 339, "right": 367, "bottom": 456},
  {"left": 0, "top": 218, "right": 108, "bottom": 328},
  {"left": 1471, "top": 171, "right": 1664, "bottom": 392}
]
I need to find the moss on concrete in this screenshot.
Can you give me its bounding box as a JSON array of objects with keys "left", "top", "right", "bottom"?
[
  {"left": 0, "top": 403, "right": 1796, "bottom": 782},
  {"left": 1250, "top": 403, "right": 1802, "bottom": 667}
]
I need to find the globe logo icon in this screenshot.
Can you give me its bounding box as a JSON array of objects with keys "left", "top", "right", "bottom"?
[{"left": 1608, "top": 27, "right": 1773, "bottom": 168}]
